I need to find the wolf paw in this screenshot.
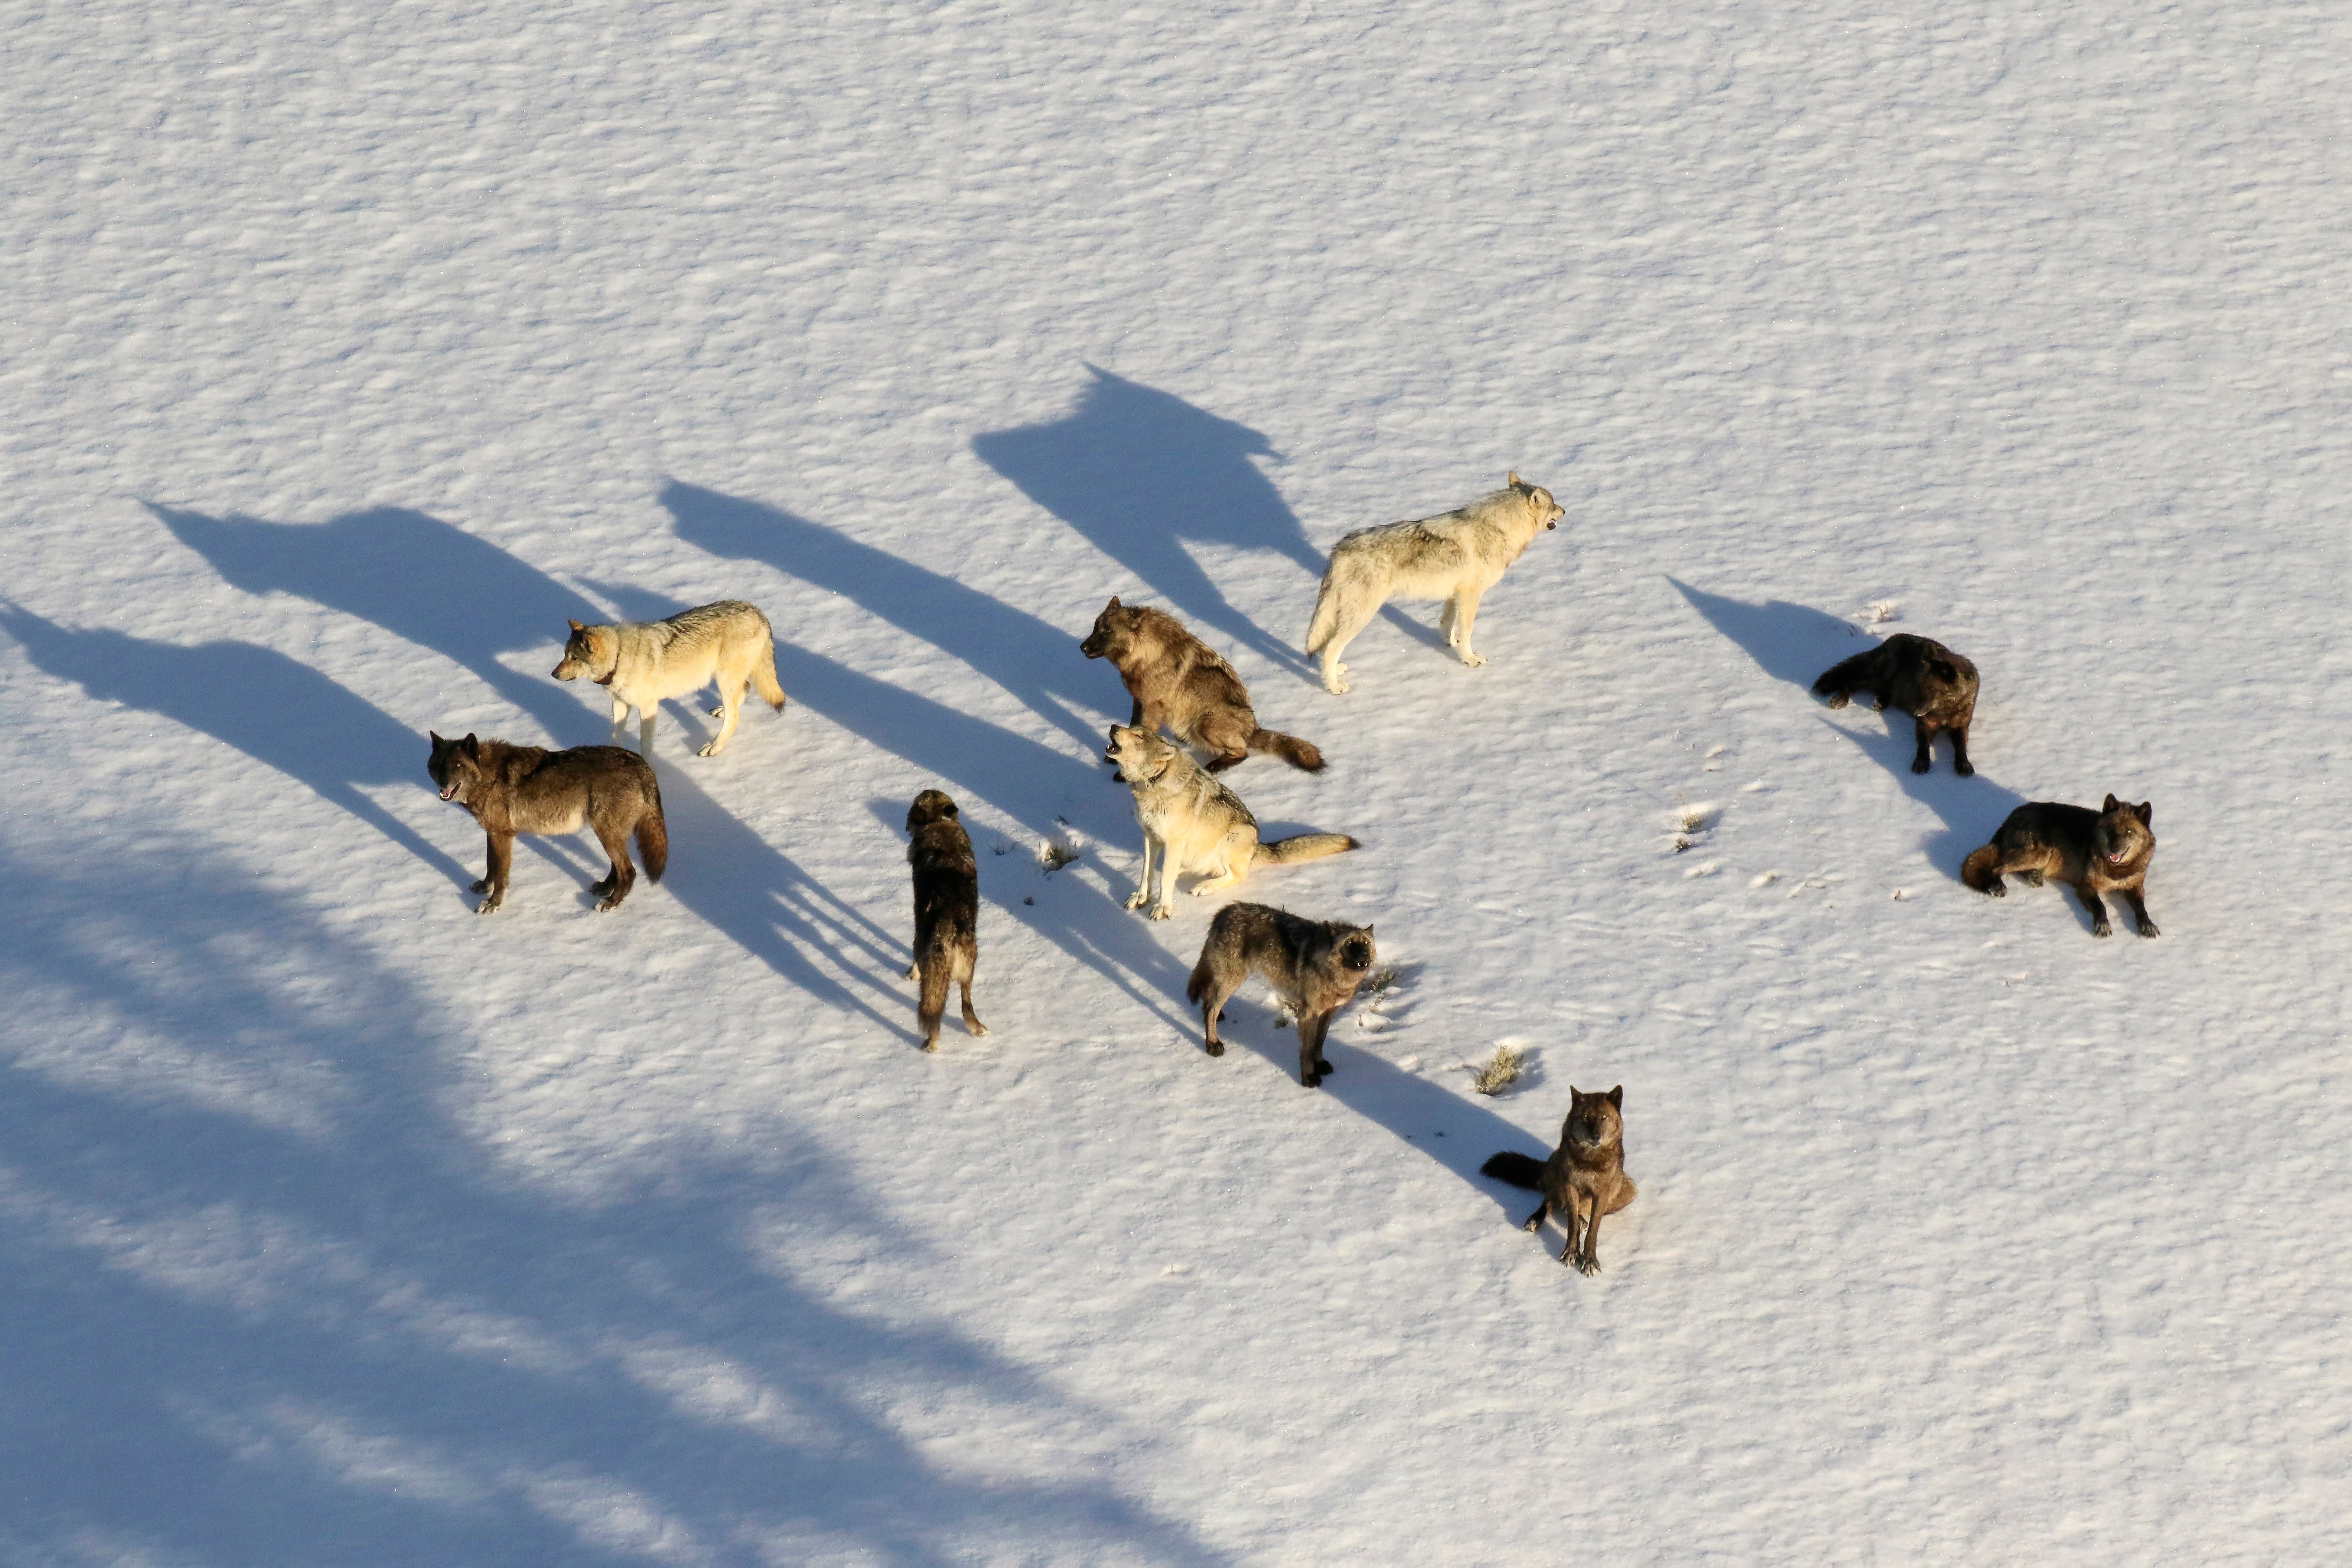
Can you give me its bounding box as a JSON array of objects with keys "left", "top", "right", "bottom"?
[
  {"left": 2136, "top": 922, "right": 2160, "bottom": 938},
  {"left": 2091, "top": 921, "right": 2112, "bottom": 938},
  {"left": 1522, "top": 1215, "right": 1544, "bottom": 1234},
  {"left": 1870, "top": 698, "right": 1887, "bottom": 712},
  {"left": 707, "top": 704, "right": 728, "bottom": 718},
  {"left": 1205, "top": 1041, "right": 1224, "bottom": 1057},
  {"left": 1954, "top": 758, "right": 1975, "bottom": 777},
  {"left": 474, "top": 898, "right": 502, "bottom": 915},
  {"left": 696, "top": 740, "right": 727, "bottom": 757},
  {"left": 1148, "top": 903, "right": 1173, "bottom": 921},
  {"left": 1910, "top": 755, "right": 1932, "bottom": 775},
  {"left": 966, "top": 1022, "right": 990, "bottom": 1037},
  {"left": 1323, "top": 678, "right": 1351, "bottom": 695},
  {"left": 1459, "top": 652, "right": 1488, "bottom": 669},
  {"left": 2018, "top": 870, "right": 2044, "bottom": 887},
  {"left": 595, "top": 894, "right": 626, "bottom": 913},
  {"left": 1124, "top": 890, "right": 1148, "bottom": 910},
  {"left": 903, "top": 963, "right": 920, "bottom": 982},
  {"left": 1300, "top": 1072, "right": 1324, "bottom": 1088},
  {"left": 1576, "top": 1256, "right": 1602, "bottom": 1277},
  {"left": 1823, "top": 692, "right": 1850, "bottom": 710},
  {"left": 470, "top": 878, "right": 492, "bottom": 894}
]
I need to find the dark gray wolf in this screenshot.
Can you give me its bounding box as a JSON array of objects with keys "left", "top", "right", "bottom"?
[
  {"left": 904, "top": 789, "right": 989, "bottom": 1051},
  {"left": 1081, "top": 596, "right": 1322, "bottom": 772},
  {"left": 1185, "top": 903, "right": 1375, "bottom": 1087},
  {"left": 1962, "top": 794, "right": 2158, "bottom": 937},
  {"left": 551, "top": 599, "right": 785, "bottom": 757},
  {"left": 1105, "top": 725, "right": 1359, "bottom": 918},
  {"left": 427, "top": 732, "right": 668, "bottom": 913},
  {"left": 1304, "top": 472, "right": 1564, "bottom": 693},
  {"left": 1481, "top": 1086, "right": 1638, "bottom": 1275},
  {"left": 1813, "top": 632, "right": 1981, "bottom": 775}
]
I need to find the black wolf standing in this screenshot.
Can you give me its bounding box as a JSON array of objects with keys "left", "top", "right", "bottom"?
[
  {"left": 1813, "top": 632, "right": 1980, "bottom": 775},
  {"left": 1186, "top": 903, "right": 1375, "bottom": 1087},
  {"left": 427, "top": 732, "right": 667, "bottom": 913},
  {"left": 904, "top": 789, "right": 990, "bottom": 1050}
]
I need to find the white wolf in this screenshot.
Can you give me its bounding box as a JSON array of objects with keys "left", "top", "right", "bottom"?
[
  {"left": 1104, "top": 724, "right": 1357, "bottom": 919},
  {"left": 1304, "top": 472, "right": 1565, "bottom": 694},
  {"left": 551, "top": 600, "right": 786, "bottom": 758}
]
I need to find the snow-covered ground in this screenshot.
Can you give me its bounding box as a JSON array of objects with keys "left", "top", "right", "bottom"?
[{"left": 5, "top": 1, "right": 2350, "bottom": 1561}]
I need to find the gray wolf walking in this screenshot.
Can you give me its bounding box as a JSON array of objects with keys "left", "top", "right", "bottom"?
[
  {"left": 904, "top": 789, "right": 989, "bottom": 1051},
  {"left": 1480, "top": 1086, "right": 1638, "bottom": 1275},
  {"left": 1304, "top": 472, "right": 1564, "bottom": 694},
  {"left": 1081, "top": 596, "right": 1323, "bottom": 772},
  {"left": 1185, "top": 903, "right": 1376, "bottom": 1087},
  {"left": 1962, "top": 794, "right": 2158, "bottom": 937},
  {"left": 551, "top": 600, "right": 786, "bottom": 757},
  {"left": 1104, "top": 725, "right": 1358, "bottom": 919},
  {"left": 427, "top": 732, "right": 668, "bottom": 914},
  {"left": 1813, "top": 632, "right": 1981, "bottom": 775}
]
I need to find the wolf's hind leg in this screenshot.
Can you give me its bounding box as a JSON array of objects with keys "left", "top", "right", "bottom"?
[
  {"left": 1949, "top": 725, "right": 1974, "bottom": 776},
  {"left": 960, "top": 979, "right": 989, "bottom": 1037},
  {"left": 590, "top": 821, "right": 638, "bottom": 911},
  {"left": 699, "top": 681, "right": 744, "bottom": 756},
  {"left": 1520, "top": 1200, "right": 1550, "bottom": 1234},
  {"left": 1316, "top": 598, "right": 1381, "bottom": 694},
  {"left": 1297, "top": 1009, "right": 1335, "bottom": 1088}
]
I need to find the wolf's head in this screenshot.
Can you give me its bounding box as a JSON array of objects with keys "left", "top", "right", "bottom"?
[
  {"left": 1080, "top": 596, "right": 1143, "bottom": 661},
  {"left": 1334, "top": 926, "right": 1376, "bottom": 974},
  {"left": 906, "top": 788, "right": 961, "bottom": 833},
  {"left": 1104, "top": 723, "right": 1177, "bottom": 783},
  {"left": 1506, "top": 470, "right": 1565, "bottom": 531},
  {"left": 427, "top": 732, "right": 485, "bottom": 803},
  {"left": 1563, "top": 1086, "right": 1625, "bottom": 1152},
  {"left": 551, "top": 620, "right": 618, "bottom": 684},
  {"left": 2095, "top": 795, "right": 2155, "bottom": 870}
]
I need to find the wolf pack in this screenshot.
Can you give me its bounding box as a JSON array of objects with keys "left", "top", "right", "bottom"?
[{"left": 423, "top": 473, "right": 2160, "bottom": 1278}]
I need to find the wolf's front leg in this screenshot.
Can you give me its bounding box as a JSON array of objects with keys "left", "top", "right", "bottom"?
[
  {"left": 1125, "top": 832, "right": 1158, "bottom": 911},
  {"left": 1450, "top": 589, "right": 1487, "bottom": 666},
  {"left": 637, "top": 708, "right": 658, "bottom": 758},
  {"left": 1910, "top": 717, "right": 1938, "bottom": 775},
  {"left": 2072, "top": 880, "right": 2113, "bottom": 937},
  {"left": 476, "top": 831, "right": 513, "bottom": 913},
  {"left": 1575, "top": 1205, "right": 1606, "bottom": 1276},
  {"left": 608, "top": 694, "right": 631, "bottom": 745},
  {"left": 2123, "top": 887, "right": 2159, "bottom": 938}
]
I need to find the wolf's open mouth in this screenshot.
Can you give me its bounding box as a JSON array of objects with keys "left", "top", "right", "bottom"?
[{"left": 440, "top": 783, "right": 459, "bottom": 800}]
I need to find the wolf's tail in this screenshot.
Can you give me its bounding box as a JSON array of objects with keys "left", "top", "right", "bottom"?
[
  {"left": 1249, "top": 728, "right": 1326, "bottom": 772},
  {"left": 1960, "top": 844, "right": 2000, "bottom": 892},
  {"left": 1259, "top": 832, "right": 1358, "bottom": 865},
  {"left": 637, "top": 787, "right": 669, "bottom": 882},
  {"left": 1811, "top": 648, "right": 1875, "bottom": 698},
  {"left": 1479, "top": 1151, "right": 1546, "bottom": 1190},
  {"left": 752, "top": 638, "right": 788, "bottom": 710}
]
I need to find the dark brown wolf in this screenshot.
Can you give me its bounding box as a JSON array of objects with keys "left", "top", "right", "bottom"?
[
  {"left": 1812, "top": 632, "right": 1981, "bottom": 775},
  {"left": 1185, "top": 902, "right": 1374, "bottom": 1087},
  {"left": 1081, "top": 597, "right": 1322, "bottom": 772},
  {"left": 427, "top": 733, "right": 667, "bottom": 913},
  {"left": 904, "top": 789, "right": 989, "bottom": 1051},
  {"left": 1480, "top": 1086, "right": 1638, "bottom": 1275},
  {"left": 1962, "top": 794, "right": 2158, "bottom": 937}
]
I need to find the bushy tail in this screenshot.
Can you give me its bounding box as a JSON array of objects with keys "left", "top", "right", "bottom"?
[
  {"left": 1259, "top": 832, "right": 1358, "bottom": 864},
  {"left": 637, "top": 788, "right": 669, "bottom": 882},
  {"left": 1479, "top": 1151, "right": 1546, "bottom": 1189},
  {"left": 1304, "top": 572, "right": 1342, "bottom": 654},
  {"left": 1812, "top": 648, "right": 1875, "bottom": 697},
  {"left": 1249, "top": 728, "right": 1325, "bottom": 772},
  {"left": 753, "top": 641, "right": 787, "bottom": 710},
  {"left": 1961, "top": 844, "right": 2000, "bottom": 892}
]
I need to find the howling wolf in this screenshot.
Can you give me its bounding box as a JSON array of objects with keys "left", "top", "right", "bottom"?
[
  {"left": 1104, "top": 725, "right": 1358, "bottom": 919},
  {"left": 1304, "top": 473, "right": 1564, "bottom": 694}
]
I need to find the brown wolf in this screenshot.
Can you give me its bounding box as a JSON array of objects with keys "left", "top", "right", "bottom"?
[
  {"left": 427, "top": 733, "right": 668, "bottom": 913},
  {"left": 1185, "top": 903, "right": 1375, "bottom": 1087},
  {"left": 1962, "top": 794, "right": 2157, "bottom": 937},
  {"left": 904, "top": 789, "right": 989, "bottom": 1051},
  {"left": 1080, "top": 597, "right": 1322, "bottom": 772},
  {"left": 1812, "top": 632, "right": 1981, "bottom": 775},
  {"left": 1480, "top": 1086, "right": 1637, "bottom": 1274},
  {"left": 1105, "top": 725, "right": 1359, "bottom": 919},
  {"left": 551, "top": 600, "right": 786, "bottom": 757}
]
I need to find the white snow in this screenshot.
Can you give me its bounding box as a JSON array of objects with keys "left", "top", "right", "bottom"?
[{"left": 4, "top": 0, "right": 2350, "bottom": 1561}]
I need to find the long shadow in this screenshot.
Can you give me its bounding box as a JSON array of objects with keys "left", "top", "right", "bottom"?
[
  {"left": 973, "top": 368, "right": 1318, "bottom": 672},
  {"left": 0, "top": 834, "right": 1224, "bottom": 1565},
  {"left": 1669, "top": 579, "right": 2028, "bottom": 878},
  {"left": 659, "top": 482, "right": 1115, "bottom": 752},
  {"left": 0, "top": 607, "right": 471, "bottom": 889},
  {"left": 150, "top": 503, "right": 603, "bottom": 736}
]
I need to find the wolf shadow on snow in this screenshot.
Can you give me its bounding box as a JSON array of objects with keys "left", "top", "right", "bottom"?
[
  {"left": 1668, "top": 579, "right": 2028, "bottom": 882},
  {"left": 973, "top": 367, "right": 1340, "bottom": 676},
  {"left": 0, "top": 835, "right": 1223, "bottom": 1566}
]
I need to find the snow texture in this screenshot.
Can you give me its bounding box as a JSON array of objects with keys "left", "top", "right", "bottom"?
[{"left": 4, "top": 0, "right": 2350, "bottom": 1562}]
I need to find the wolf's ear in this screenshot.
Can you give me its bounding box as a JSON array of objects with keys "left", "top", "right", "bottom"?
[
  {"left": 462, "top": 733, "right": 480, "bottom": 757},
  {"left": 1507, "top": 470, "right": 1522, "bottom": 488},
  {"left": 2135, "top": 800, "right": 2153, "bottom": 826},
  {"left": 1606, "top": 1085, "right": 1623, "bottom": 1108},
  {"left": 2102, "top": 793, "right": 2121, "bottom": 812},
  {"left": 429, "top": 731, "right": 442, "bottom": 745},
  {"left": 1106, "top": 595, "right": 1120, "bottom": 608},
  {"left": 567, "top": 619, "right": 582, "bottom": 632}
]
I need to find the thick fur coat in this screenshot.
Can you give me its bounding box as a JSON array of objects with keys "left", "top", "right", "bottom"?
[
  {"left": 1963, "top": 794, "right": 2158, "bottom": 937},
  {"left": 427, "top": 732, "right": 668, "bottom": 913},
  {"left": 1081, "top": 596, "right": 1322, "bottom": 772},
  {"left": 1481, "top": 1086, "right": 1638, "bottom": 1275},
  {"left": 1105, "top": 725, "right": 1358, "bottom": 919},
  {"left": 1185, "top": 902, "right": 1376, "bottom": 1087},
  {"left": 1813, "top": 632, "right": 1982, "bottom": 775},
  {"left": 903, "top": 789, "right": 989, "bottom": 1050},
  {"left": 1304, "top": 472, "right": 1564, "bottom": 693},
  {"left": 552, "top": 599, "right": 786, "bottom": 757}
]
